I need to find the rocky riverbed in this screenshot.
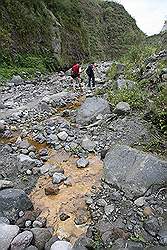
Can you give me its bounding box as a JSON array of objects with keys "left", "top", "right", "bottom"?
[{"left": 0, "top": 60, "right": 167, "bottom": 249}]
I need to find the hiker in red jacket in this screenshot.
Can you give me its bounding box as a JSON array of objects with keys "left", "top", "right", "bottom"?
[{"left": 71, "top": 63, "right": 82, "bottom": 91}]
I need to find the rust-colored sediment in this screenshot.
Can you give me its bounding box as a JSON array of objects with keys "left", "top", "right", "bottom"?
[
  {"left": 30, "top": 149, "right": 103, "bottom": 243},
  {"left": 56, "top": 95, "right": 86, "bottom": 113}
]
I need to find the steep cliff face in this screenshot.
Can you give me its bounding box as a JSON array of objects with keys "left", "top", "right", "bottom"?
[{"left": 0, "top": 0, "right": 144, "bottom": 72}]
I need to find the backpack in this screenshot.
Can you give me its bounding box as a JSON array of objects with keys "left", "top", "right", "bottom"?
[
  {"left": 86, "top": 65, "right": 92, "bottom": 75},
  {"left": 72, "top": 64, "right": 79, "bottom": 75}
]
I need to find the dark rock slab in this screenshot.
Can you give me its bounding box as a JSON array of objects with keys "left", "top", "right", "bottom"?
[
  {"left": 0, "top": 188, "right": 33, "bottom": 221},
  {"left": 104, "top": 144, "right": 167, "bottom": 197},
  {"left": 76, "top": 97, "right": 110, "bottom": 125}
]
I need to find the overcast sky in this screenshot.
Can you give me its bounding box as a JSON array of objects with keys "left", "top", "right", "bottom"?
[{"left": 115, "top": 0, "right": 167, "bottom": 35}]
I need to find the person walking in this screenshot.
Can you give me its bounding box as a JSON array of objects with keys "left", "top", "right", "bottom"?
[
  {"left": 86, "top": 62, "right": 96, "bottom": 90},
  {"left": 71, "top": 62, "right": 82, "bottom": 91}
]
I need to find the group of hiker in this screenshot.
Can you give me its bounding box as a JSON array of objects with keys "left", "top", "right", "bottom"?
[{"left": 70, "top": 62, "right": 96, "bottom": 91}]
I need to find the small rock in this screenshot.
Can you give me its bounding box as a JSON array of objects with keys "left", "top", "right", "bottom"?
[
  {"left": 72, "top": 236, "right": 94, "bottom": 250},
  {"left": 29, "top": 151, "right": 36, "bottom": 159},
  {"left": 0, "top": 216, "right": 10, "bottom": 224},
  {"left": 39, "top": 148, "right": 48, "bottom": 156},
  {"left": 0, "top": 180, "right": 14, "bottom": 190},
  {"left": 114, "top": 102, "right": 131, "bottom": 115},
  {"left": 26, "top": 169, "right": 32, "bottom": 175},
  {"left": 17, "top": 154, "right": 39, "bottom": 171},
  {"left": 33, "top": 220, "right": 43, "bottom": 228},
  {"left": 134, "top": 197, "right": 145, "bottom": 207},
  {"left": 50, "top": 240, "right": 72, "bottom": 250},
  {"left": 40, "top": 164, "right": 53, "bottom": 175},
  {"left": 96, "top": 199, "right": 107, "bottom": 207},
  {"left": 28, "top": 146, "right": 36, "bottom": 152},
  {"left": 76, "top": 158, "right": 89, "bottom": 168},
  {"left": 17, "top": 139, "right": 30, "bottom": 149},
  {"left": 143, "top": 207, "right": 153, "bottom": 217},
  {"left": 57, "top": 131, "right": 68, "bottom": 141},
  {"left": 104, "top": 204, "right": 115, "bottom": 216},
  {"left": 11, "top": 75, "right": 23, "bottom": 85},
  {"left": 45, "top": 185, "right": 60, "bottom": 195},
  {"left": 10, "top": 231, "right": 33, "bottom": 250},
  {"left": 52, "top": 173, "right": 67, "bottom": 184},
  {"left": 49, "top": 168, "right": 64, "bottom": 176},
  {"left": 64, "top": 177, "right": 73, "bottom": 187},
  {"left": 19, "top": 211, "right": 24, "bottom": 217},
  {"left": 85, "top": 197, "right": 93, "bottom": 205},
  {"left": 60, "top": 212, "right": 70, "bottom": 221},
  {"left": 81, "top": 136, "right": 96, "bottom": 152},
  {"left": 36, "top": 217, "right": 47, "bottom": 228},
  {"left": 25, "top": 220, "right": 32, "bottom": 227}
]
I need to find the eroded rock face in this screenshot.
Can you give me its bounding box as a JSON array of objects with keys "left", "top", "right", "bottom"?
[
  {"left": 0, "top": 188, "right": 33, "bottom": 221},
  {"left": 76, "top": 97, "right": 111, "bottom": 125},
  {"left": 104, "top": 144, "right": 167, "bottom": 197}
]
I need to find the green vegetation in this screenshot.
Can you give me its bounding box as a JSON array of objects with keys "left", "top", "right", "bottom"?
[
  {"left": 0, "top": 0, "right": 144, "bottom": 80},
  {"left": 108, "top": 87, "right": 148, "bottom": 110},
  {"left": 119, "top": 44, "right": 158, "bottom": 81},
  {"left": 107, "top": 44, "right": 167, "bottom": 135},
  {"left": 139, "top": 138, "right": 167, "bottom": 157},
  {"left": 0, "top": 53, "right": 60, "bottom": 80}
]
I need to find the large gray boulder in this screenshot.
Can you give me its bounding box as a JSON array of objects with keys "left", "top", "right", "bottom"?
[
  {"left": 0, "top": 224, "right": 19, "bottom": 250},
  {"left": 104, "top": 144, "right": 167, "bottom": 198},
  {"left": 0, "top": 188, "right": 33, "bottom": 221},
  {"left": 76, "top": 97, "right": 110, "bottom": 125}
]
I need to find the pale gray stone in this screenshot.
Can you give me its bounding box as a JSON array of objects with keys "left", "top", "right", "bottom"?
[
  {"left": 57, "top": 131, "right": 68, "bottom": 141},
  {"left": 81, "top": 136, "right": 96, "bottom": 152},
  {"left": 10, "top": 231, "right": 33, "bottom": 250},
  {"left": 114, "top": 102, "right": 131, "bottom": 115},
  {"left": 0, "top": 224, "right": 19, "bottom": 250},
  {"left": 52, "top": 173, "right": 67, "bottom": 184},
  {"left": 0, "top": 180, "right": 14, "bottom": 190},
  {"left": 50, "top": 240, "right": 72, "bottom": 250},
  {"left": 76, "top": 158, "right": 89, "bottom": 168}
]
